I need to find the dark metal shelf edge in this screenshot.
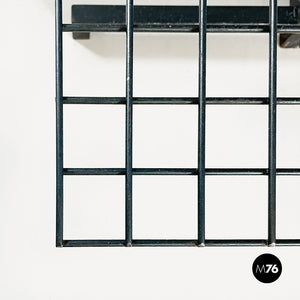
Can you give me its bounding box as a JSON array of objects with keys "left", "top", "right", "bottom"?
[{"left": 72, "top": 6, "right": 297, "bottom": 25}]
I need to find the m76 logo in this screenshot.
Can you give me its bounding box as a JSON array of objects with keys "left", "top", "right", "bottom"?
[
  {"left": 255, "top": 264, "right": 279, "bottom": 274},
  {"left": 252, "top": 254, "right": 282, "bottom": 283}
]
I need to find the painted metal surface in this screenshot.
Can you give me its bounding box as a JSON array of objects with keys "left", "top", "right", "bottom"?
[{"left": 56, "top": 2, "right": 300, "bottom": 247}]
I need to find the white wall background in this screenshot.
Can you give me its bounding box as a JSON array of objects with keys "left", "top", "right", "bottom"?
[{"left": 1, "top": 0, "right": 300, "bottom": 299}]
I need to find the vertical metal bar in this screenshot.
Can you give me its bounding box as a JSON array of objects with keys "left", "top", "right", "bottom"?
[
  {"left": 125, "top": 0, "right": 134, "bottom": 246},
  {"left": 268, "top": 0, "right": 277, "bottom": 246},
  {"left": 55, "top": 0, "right": 64, "bottom": 247},
  {"left": 198, "top": 0, "right": 207, "bottom": 247}
]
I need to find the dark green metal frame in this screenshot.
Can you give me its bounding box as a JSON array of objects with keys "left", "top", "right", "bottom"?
[{"left": 56, "top": 1, "right": 300, "bottom": 247}]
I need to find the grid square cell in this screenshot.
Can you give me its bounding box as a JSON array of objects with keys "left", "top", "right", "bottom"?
[
  {"left": 206, "top": 34, "right": 269, "bottom": 98},
  {"left": 133, "top": 106, "right": 197, "bottom": 168},
  {"left": 206, "top": 176, "right": 268, "bottom": 239},
  {"left": 63, "top": 31, "right": 126, "bottom": 97},
  {"left": 64, "top": 176, "right": 125, "bottom": 239},
  {"left": 64, "top": 105, "right": 125, "bottom": 168},
  {"left": 277, "top": 106, "right": 300, "bottom": 168},
  {"left": 277, "top": 177, "right": 300, "bottom": 238},
  {"left": 133, "top": 33, "right": 198, "bottom": 98},
  {"left": 206, "top": 106, "right": 268, "bottom": 168},
  {"left": 133, "top": 176, "right": 197, "bottom": 239}
]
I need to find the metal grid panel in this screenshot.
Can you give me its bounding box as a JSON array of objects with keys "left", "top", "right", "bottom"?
[{"left": 55, "top": 1, "right": 300, "bottom": 247}]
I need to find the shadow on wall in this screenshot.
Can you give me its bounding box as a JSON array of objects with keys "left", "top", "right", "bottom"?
[{"left": 72, "top": 33, "right": 272, "bottom": 60}]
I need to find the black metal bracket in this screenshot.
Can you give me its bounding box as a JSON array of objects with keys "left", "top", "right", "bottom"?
[
  {"left": 71, "top": 5, "right": 300, "bottom": 47},
  {"left": 280, "top": 0, "right": 300, "bottom": 47}
]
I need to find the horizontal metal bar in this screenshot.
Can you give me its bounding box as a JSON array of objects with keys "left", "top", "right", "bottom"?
[
  {"left": 63, "top": 240, "right": 197, "bottom": 247},
  {"left": 63, "top": 97, "right": 300, "bottom": 105},
  {"left": 63, "top": 23, "right": 300, "bottom": 33},
  {"left": 62, "top": 239, "right": 269, "bottom": 247},
  {"left": 276, "top": 239, "right": 300, "bottom": 246},
  {"left": 64, "top": 168, "right": 198, "bottom": 176},
  {"left": 63, "top": 168, "right": 300, "bottom": 176},
  {"left": 205, "top": 239, "right": 267, "bottom": 246},
  {"left": 63, "top": 240, "right": 125, "bottom": 247},
  {"left": 132, "top": 240, "right": 197, "bottom": 247},
  {"left": 135, "top": 239, "right": 267, "bottom": 247},
  {"left": 279, "top": 25, "right": 300, "bottom": 32},
  {"left": 62, "top": 239, "right": 300, "bottom": 247}
]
